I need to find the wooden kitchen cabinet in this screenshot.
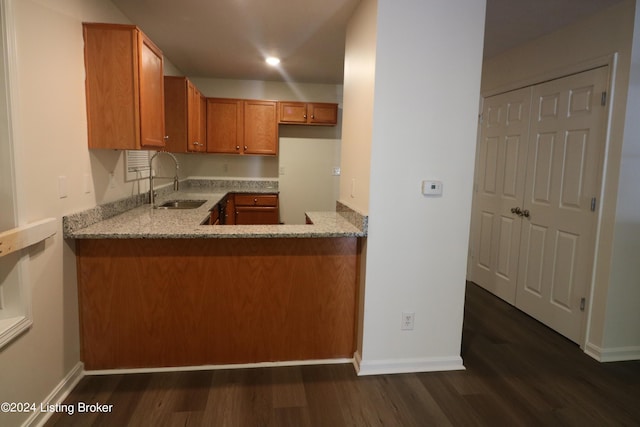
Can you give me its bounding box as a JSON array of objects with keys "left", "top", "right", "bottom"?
[
  {"left": 234, "top": 193, "right": 279, "bottom": 224},
  {"left": 278, "top": 102, "right": 338, "bottom": 125},
  {"left": 164, "top": 76, "right": 206, "bottom": 153},
  {"left": 207, "top": 98, "right": 278, "bottom": 155},
  {"left": 83, "top": 23, "right": 165, "bottom": 150}
]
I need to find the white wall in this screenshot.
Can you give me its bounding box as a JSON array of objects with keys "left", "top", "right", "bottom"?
[
  {"left": 602, "top": 1, "right": 640, "bottom": 359},
  {"left": 347, "top": 0, "right": 486, "bottom": 374},
  {"left": 279, "top": 138, "right": 341, "bottom": 224},
  {"left": 0, "top": 1, "right": 137, "bottom": 425},
  {"left": 480, "top": 0, "right": 640, "bottom": 361}
]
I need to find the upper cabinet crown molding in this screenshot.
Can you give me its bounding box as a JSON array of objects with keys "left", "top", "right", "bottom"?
[
  {"left": 278, "top": 102, "right": 338, "bottom": 126},
  {"left": 83, "top": 23, "right": 165, "bottom": 150}
]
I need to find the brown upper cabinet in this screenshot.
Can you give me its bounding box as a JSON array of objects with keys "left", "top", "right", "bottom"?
[
  {"left": 164, "top": 76, "right": 206, "bottom": 153},
  {"left": 83, "top": 23, "right": 165, "bottom": 150},
  {"left": 278, "top": 102, "right": 338, "bottom": 125},
  {"left": 207, "top": 98, "right": 278, "bottom": 155}
]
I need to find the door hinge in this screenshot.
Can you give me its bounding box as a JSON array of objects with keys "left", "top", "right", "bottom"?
[
  {"left": 591, "top": 197, "right": 597, "bottom": 212},
  {"left": 601, "top": 91, "right": 607, "bottom": 106},
  {"left": 580, "top": 297, "right": 586, "bottom": 311}
]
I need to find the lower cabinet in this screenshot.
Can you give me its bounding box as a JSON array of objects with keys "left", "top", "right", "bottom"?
[
  {"left": 234, "top": 193, "right": 279, "bottom": 225},
  {"left": 75, "top": 237, "right": 359, "bottom": 369}
]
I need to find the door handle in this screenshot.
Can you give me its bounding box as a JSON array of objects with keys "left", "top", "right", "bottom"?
[{"left": 510, "top": 207, "right": 530, "bottom": 218}]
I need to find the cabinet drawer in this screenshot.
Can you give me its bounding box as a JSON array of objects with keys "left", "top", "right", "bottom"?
[
  {"left": 235, "top": 207, "right": 279, "bottom": 225},
  {"left": 234, "top": 194, "right": 278, "bottom": 207}
]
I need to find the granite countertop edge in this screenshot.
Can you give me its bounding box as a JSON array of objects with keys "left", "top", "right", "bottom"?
[{"left": 63, "top": 180, "right": 367, "bottom": 240}]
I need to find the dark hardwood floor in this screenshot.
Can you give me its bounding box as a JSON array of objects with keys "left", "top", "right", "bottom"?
[{"left": 46, "top": 282, "right": 640, "bottom": 426}]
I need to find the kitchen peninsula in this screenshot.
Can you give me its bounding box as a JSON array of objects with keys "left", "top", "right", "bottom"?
[{"left": 64, "top": 180, "right": 367, "bottom": 371}]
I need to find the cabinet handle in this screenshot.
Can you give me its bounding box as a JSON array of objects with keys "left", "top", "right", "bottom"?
[
  {"left": 193, "top": 141, "right": 201, "bottom": 146},
  {"left": 164, "top": 135, "right": 169, "bottom": 141},
  {"left": 522, "top": 209, "right": 530, "bottom": 218}
]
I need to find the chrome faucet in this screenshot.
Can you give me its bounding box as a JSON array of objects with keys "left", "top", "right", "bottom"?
[{"left": 149, "top": 151, "right": 179, "bottom": 208}]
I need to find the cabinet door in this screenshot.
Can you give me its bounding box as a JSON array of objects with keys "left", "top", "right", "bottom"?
[
  {"left": 138, "top": 31, "right": 165, "bottom": 148},
  {"left": 207, "top": 98, "right": 244, "bottom": 154},
  {"left": 224, "top": 196, "right": 235, "bottom": 225},
  {"left": 163, "top": 76, "right": 188, "bottom": 153},
  {"left": 235, "top": 207, "right": 279, "bottom": 225},
  {"left": 83, "top": 24, "right": 138, "bottom": 149},
  {"left": 308, "top": 103, "right": 338, "bottom": 125},
  {"left": 187, "top": 82, "right": 206, "bottom": 152},
  {"left": 244, "top": 100, "right": 278, "bottom": 155},
  {"left": 279, "top": 102, "right": 307, "bottom": 123}
]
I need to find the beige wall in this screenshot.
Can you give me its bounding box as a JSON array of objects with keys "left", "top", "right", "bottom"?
[
  {"left": 0, "top": 1, "right": 136, "bottom": 425},
  {"left": 339, "top": 0, "right": 377, "bottom": 215},
  {"left": 480, "top": 0, "right": 640, "bottom": 360}
]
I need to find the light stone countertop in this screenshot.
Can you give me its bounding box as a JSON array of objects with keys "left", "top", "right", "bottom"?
[{"left": 65, "top": 187, "right": 366, "bottom": 239}]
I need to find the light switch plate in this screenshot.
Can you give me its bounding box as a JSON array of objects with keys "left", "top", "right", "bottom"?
[{"left": 57, "top": 175, "right": 68, "bottom": 198}]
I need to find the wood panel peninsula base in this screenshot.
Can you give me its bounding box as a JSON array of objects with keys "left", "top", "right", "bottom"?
[{"left": 76, "top": 237, "right": 359, "bottom": 370}]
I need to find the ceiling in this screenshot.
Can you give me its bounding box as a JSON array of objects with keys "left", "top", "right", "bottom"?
[{"left": 111, "top": 0, "right": 624, "bottom": 84}]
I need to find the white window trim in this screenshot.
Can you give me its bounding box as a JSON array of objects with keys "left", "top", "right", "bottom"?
[{"left": 0, "top": 0, "right": 34, "bottom": 348}]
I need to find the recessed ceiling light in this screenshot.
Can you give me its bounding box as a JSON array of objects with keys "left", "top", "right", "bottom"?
[{"left": 265, "top": 56, "right": 280, "bottom": 66}]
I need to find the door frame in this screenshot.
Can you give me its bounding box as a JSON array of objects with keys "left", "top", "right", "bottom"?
[{"left": 468, "top": 53, "right": 618, "bottom": 349}]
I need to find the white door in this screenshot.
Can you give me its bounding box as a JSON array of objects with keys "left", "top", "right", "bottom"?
[
  {"left": 470, "top": 87, "right": 531, "bottom": 303},
  {"left": 516, "top": 67, "right": 608, "bottom": 342}
]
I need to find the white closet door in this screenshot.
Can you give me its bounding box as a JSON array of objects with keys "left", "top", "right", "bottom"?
[
  {"left": 516, "top": 66, "right": 609, "bottom": 343},
  {"left": 471, "top": 87, "right": 532, "bottom": 304}
]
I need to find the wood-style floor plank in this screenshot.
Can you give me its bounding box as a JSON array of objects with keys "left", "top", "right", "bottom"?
[{"left": 45, "top": 282, "right": 640, "bottom": 426}]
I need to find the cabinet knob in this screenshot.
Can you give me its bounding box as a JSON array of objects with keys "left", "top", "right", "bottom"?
[
  {"left": 311, "top": 115, "right": 315, "bottom": 119},
  {"left": 164, "top": 135, "right": 169, "bottom": 141},
  {"left": 244, "top": 145, "right": 248, "bottom": 150},
  {"left": 236, "top": 145, "right": 240, "bottom": 150},
  {"left": 303, "top": 114, "right": 307, "bottom": 119},
  {"left": 193, "top": 141, "right": 200, "bottom": 146},
  {"left": 254, "top": 198, "right": 258, "bottom": 204}
]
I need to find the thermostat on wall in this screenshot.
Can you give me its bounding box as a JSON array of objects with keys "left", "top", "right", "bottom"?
[{"left": 422, "top": 180, "right": 443, "bottom": 196}]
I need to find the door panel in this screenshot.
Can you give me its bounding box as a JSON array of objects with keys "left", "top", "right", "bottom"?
[
  {"left": 516, "top": 66, "right": 608, "bottom": 343},
  {"left": 470, "top": 87, "right": 532, "bottom": 303}
]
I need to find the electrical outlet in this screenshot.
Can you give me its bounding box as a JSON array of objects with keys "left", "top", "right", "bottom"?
[{"left": 401, "top": 312, "right": 415, "bottom": 330}]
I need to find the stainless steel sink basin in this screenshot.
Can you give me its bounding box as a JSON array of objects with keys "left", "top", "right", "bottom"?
[{"left": 156, "top": 199, "right": 207, "bottom": 209}]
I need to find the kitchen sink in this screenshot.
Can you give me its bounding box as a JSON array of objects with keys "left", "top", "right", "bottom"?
[{"left": 156, "top": 199, "right": 207, "bottom": 209}]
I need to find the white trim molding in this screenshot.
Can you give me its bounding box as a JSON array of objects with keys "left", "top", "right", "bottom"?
[
  {"left": 585, "top": 342, "right": 640, "bottom": 362},
  {"left": 23, "top": 362, "right": 84, "bottom": 427},
  {"left": 354, "top": 351, "right": 465, "bottom": 376}
]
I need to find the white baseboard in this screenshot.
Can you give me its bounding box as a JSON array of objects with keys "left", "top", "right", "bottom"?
[
  {"left": 24, "top": 362, "right": 84, "bottom": 427},
  {"left": 84, "top": 358, "right": 353, "bottom": 376},
  {"left": 584, "top": 342, "right": 640, "bottom": 362},
  {"left": 354, "top": 351, "right": 465, "bottom": 376}
]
